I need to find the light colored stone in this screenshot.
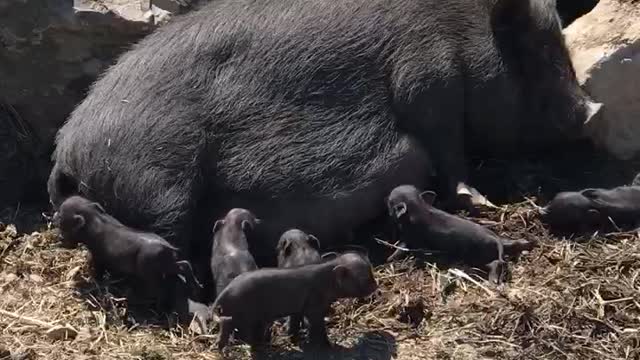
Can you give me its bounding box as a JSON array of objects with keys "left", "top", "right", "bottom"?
[
  {"left": 0, "top": 0, "right": 208, "bottom": 214},
  {"left": 564, "top": 0, "right": 640, "bottom": 160}
]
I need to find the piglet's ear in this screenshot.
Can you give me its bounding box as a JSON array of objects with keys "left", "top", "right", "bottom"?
[
  {"left": 91, "top": 202, "right": 106, "bottom": 214},
  {"left": 581, "top": 189, "right": 599, "bottom": 199},
  {"left": 321, "top": 252, "right": 339, "bottom": 261},
  {"left": 213, "top": 220, "right": 224, "bottom": 234},
  {"left": 282, "top": 239, "right": 293, "bottom": 257},
  {"left": 308, "top": 234, "right": 321, "bottom": 250},
  {"left": 333, "top": 265, "right": 349, "bottom": 286},
  {"left": 393, "top": 202, "right": 407, "bottom": 218},
  {"left": 72, "top": 214, "right": 86, "bottom": 232},
  {"left": 420, "top": 190, "right": 437, "bottom": 205},
  {"left": 241, "top": 220, "right": 253, "bottom": 232}
]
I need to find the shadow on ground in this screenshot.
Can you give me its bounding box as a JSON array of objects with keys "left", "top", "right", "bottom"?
[{"left": 245, "top": 330, "right": 397, "bottom": 360}]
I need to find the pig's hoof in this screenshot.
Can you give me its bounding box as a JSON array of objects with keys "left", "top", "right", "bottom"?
[{"left": 456, "top": 183, "right": 497, "bottom": 213}]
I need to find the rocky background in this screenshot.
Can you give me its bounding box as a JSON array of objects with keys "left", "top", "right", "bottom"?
[
  {"left": 0, "top": 0, "right": 204, "bottom": 225},
  {"left": 1, "top": 0, "right": 637, "bottom": 228}
]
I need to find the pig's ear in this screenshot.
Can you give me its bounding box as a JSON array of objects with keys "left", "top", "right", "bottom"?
[
  {"left": 333, "top": 265, "right": 350, "bottom": 286},
  {"left": 91, "top": 202, "right": 106, "bottom": 214},
  {"left": 241, "top": 220, "right": 254, "bottom": 232},
  {"left": 308, "top": 234, "right": 321, "bottom": 250},
  {"left": 420, "top": 191, "right": 437, "bottom": 205},
  {"left": 72, "top": 214, "right": 86, "bottom": 231},
  {"left": 213, "top": 220, "right": 224, "bottom": 234},
  {"left": 392, "top": 202, "right": 408, "bottom": 219}
]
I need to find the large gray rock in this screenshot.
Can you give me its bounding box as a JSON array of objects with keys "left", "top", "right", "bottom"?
[
  {"left": 0, "top": 0, "right": 203, "bottom": 213},
  {"left": 564, "top": 0, "right": 640, "bottom": 161}
]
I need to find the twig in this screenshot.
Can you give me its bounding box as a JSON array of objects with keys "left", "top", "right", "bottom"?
[
  {"left": 0, "top": 309, "right": 78, "bottom": 340},
  {"left": 523, "top": 196, "right": 543, "bottom": 211},
  {"left": 0, "top": 308, "right": 55, "bottom": 328},
  {"left": 374, "top": 238, "right": 436, "bottom": 255},
  {"left": 606, "top": 216, "right": 622, "bottom": 233},
  {"left": 0, "top": 237, "right": 21, "bottom": 260},
  {"left": 447, "top": 268, "right": 495, "bottom": 296}
]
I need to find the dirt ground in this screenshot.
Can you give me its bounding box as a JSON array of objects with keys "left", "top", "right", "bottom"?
[{"left": 1, "top": 196, "right": 639, "bottom": 360}]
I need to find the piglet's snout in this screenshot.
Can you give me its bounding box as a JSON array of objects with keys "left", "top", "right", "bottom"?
[
  {"left": 369, "top": 282, "right": 378, "bottom": 295},
  {"left": 364, "top": 277, "right": 379, "bottom": 296},
  {"left": 51, "top": 211, "right": 60, "bottom": 225}
]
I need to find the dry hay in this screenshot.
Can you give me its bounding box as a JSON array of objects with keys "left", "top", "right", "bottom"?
[{"left": 1, "top": 201, "right": 639, "bottom": 360}]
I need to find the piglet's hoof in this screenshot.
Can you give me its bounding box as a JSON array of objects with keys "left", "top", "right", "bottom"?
[
  {"left": 307, "top": 336, "right": 332, "bottom": 350},
  {"left": 486, "top": 259, "right": 508, "bottom": 285},
  {"left": 188, "top": 314, "right": 208, "bottom": 335}
]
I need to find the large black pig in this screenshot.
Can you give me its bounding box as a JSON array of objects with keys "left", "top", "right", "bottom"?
[{"left": 49, "top": 0, "right": 601, "bottom": 298}]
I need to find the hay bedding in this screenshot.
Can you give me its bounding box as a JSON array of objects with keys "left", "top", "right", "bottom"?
[{"left": 1, "top": 200, "right": 639, "bottom": 360}]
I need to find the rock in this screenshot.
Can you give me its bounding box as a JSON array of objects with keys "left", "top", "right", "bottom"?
[
  {"left": 27, "top": 274, "right": 43, "bottom": 283},
  {"left": 45, "top": 324, "right": 79, "bottom": 341},
  {"left": 0, "top": 0, "right": 207, "bottom": 221},
  {"left": 564, "top": 0, "right": 640, "bottom": 161},
  {"left": 0, "top": 0, "right": 153, "bottom": 212}
]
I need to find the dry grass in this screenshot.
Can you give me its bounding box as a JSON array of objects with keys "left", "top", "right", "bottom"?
[{"left": 1, "top": 201, "right": 639, "bottom": 360}]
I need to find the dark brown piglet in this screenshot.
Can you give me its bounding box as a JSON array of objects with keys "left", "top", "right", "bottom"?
[
  {"left": 211, "top": 252, "right": 378, "bottom": 350},
  {"left": 276, "top": 229, "right": 322, "bottom": 340},
  {"left": 386, "top": 185, "right": 534, "bottom": 283},
  {"left": 210, "top": 208, "right": 260, "bottom": 298},
  {"left": 55, "top": 196, "right": 203, "bottom": 308},
  {"left": 541, "top": 186, "right": 640, "bottom": 233}
]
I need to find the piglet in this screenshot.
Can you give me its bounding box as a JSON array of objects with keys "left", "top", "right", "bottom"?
[
  {"left": 211, "top": 252, "right": 378, "bottom": 350},
  {"left": 210, "top": 208, "right": 260, "bottom": 298},
  {"left": 55, "top": 195, "right": 203, "bottom": 306},
  {"left": 539, "top": 191, "right": 601, "bottom": 233},
  {"left": 386, "top": 185, "right": 533, "bottom": 283},
  {"left": 276, "top": 229, "right": 322, "bottom": 340},
  {"left": 541, "top": 186, "right": 640, "bottom": 233}
]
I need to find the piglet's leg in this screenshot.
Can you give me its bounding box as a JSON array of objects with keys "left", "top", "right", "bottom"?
[
  {"left": 501, "top": 238, "right": 536, "bottom": 256},
  {"left": 306, "top": 308, "right": 331, "bottom": 347},
  {"left": 485, "top": 259, "right": 507, "bottom": 285},
  {"left": 217, "top": 317, "right": 233, "bottom": 351},
  {"left": 287, "top": 314, "right": 302, "bottom": 342},
  {"left": 250, "top": 321, "right": 271, "bottom": 349},
  {"left": 90, "top": 257, "right": 106, "bottom": 281}
]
